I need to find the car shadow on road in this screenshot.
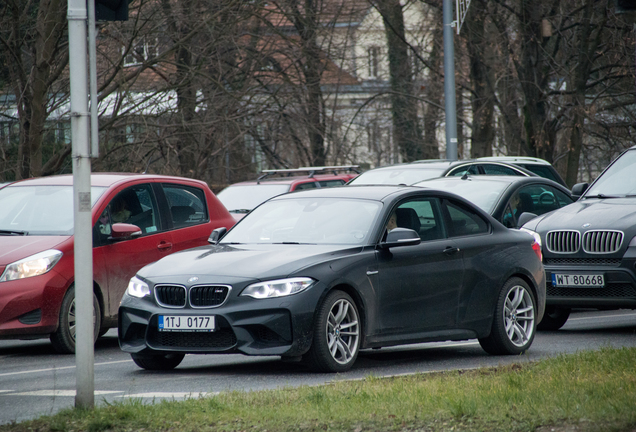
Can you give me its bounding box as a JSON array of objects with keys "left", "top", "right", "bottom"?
[{"left": 128, "top": 342, "right": 491, "bottom": 378}]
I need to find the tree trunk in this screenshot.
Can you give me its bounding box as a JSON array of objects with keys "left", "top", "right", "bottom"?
[
  {"left": 465, "top": 0, "right": 495, "bottom": 159},
  {"left": 375, "top": 0, "right": 424, "bottom": 162}
]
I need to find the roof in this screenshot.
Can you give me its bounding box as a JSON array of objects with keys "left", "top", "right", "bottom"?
[
  {"left": 6, "top": 173, "right": 208, "bottom": 188},
  {"left": 270, "top": 184, "right": 414, "bottom": 201},
  {"left": 477, "top": 156, "right": 553, "bottom": 165},
  {"left": 417, "top": 174, "right": 570, "bottom": 193}
]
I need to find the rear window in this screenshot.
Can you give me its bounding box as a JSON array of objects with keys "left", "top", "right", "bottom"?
[
  {"left": 217, "top": 184, "right": 291, "bottom": 212},
  {"left": 349, "top": 167, "right": 446, "bottom": 185},
  {"left": 519, "top": 164, "right": 561, "bottom": 184}
]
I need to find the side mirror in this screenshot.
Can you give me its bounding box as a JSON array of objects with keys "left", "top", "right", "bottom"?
[
  {"left": 379, "top": 228, "right": 421, "bottom": 249},
  {"left": 571, "top": 182, "right": 589, "bottom": 199},
  {"left": 110, "top": 223, "right": 142, "bottom": 241},
  {"left": 208, "top": 227, "right": 227, "bottom": 244},
  {"left": 516, "top": 212, "right": 538, "bottom": 229}
]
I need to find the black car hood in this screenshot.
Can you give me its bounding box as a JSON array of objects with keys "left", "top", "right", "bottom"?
[
  {"left": 137, "top": 243, "right": 363, "bottom": 281},
  {"left": 532, "top": 198, "right": 636, "bottom": 232}
]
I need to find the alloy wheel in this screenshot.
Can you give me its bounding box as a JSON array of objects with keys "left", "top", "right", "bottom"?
[{"left": 326, "top": 298, "right": 360, "bottom": 365}]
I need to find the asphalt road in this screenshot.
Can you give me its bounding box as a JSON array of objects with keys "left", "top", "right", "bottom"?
[{"left": 1, "top": 309, "right": 635, "bottom": 425}]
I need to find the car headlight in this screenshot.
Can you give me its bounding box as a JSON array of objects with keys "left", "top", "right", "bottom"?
[
  {"left": 127, "top": 276, "right": 150, "bottom": 298},
  {"left": 241, "top": 277, "right": 315, "bottom": 299},
  {"left": 520, "top": 228, "right": 543, "bottom": 261},
  {"left": 0, "top": 249, "right": 63, "bottom": 282}
]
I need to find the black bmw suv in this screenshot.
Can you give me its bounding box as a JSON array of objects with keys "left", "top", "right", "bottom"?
[{"left": 522, "top": 145, "right": 636, "bottom": 330}]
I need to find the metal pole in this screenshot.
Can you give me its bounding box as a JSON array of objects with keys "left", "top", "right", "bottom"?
[
  {"left": 88, "top": 0, "right": 99, "bottom": 158},
  {"left": 443, "top": 0, "right": 458, "bottom": 160},
  {"left": 67, "top": 0, "right": 95, "bottom": 409}
]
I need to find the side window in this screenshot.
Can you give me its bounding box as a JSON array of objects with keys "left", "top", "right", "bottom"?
[
  {"left": 511, "top": 184, "right": 572, "bottom": 220},
  {"left": 448, "top": 164, "right": 478, "bottom": 177},
  {"left": 443, "top": 199, "right": 489, "bottom": 237},
  {"left": 501, "top": 204, "right": 516, "bottom": 228},
  {"left": 293, "top": 182, "right": 318, "bottom": 191},
  {"left": 318, "top": 180, "right": 345, "bottom": 188},
  {"left": 386, "top": 198, "right": 444, "bottom": 241},
  {"left": 553, "top": 188, "right": 574, "bottom": 207},
  {"left": 162, "top": 184, "right": 208, "bottom": 228},
  {"left": 96, "top": 184, "right": 160, "bottom": 241},
  {"left": 481, "top": 164, "right": 520, "bottom": 176}
]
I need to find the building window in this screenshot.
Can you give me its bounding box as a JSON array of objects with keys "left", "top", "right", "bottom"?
[
  {"left": 123, "top": 37, "right": 159, "bottom": 67},
  {"left": 368, "top": 46, "right": 381, "bottom": 78}
]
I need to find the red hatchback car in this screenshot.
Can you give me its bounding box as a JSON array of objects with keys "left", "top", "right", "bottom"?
[{"left": 0, "top": 173, "right": 235, "bottom": 353}]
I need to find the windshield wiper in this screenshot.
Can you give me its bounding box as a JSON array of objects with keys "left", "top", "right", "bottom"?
[
  {"left": 229, "top": 209, "right": 251, "bottom": 214},
  {"left": 271, "top": 242, "right": 318, "bottom": 245},
  {"left": 584, "top": 194, "right": 620, "bottom": 199},
  {"left": 0, "top": 229, "right": 28, "bottom": 236}
]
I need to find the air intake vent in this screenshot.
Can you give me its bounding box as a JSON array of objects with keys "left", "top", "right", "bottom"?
[
  {"left": 190, "top": 285, "right": 230, "bottom": 307},
  {"left": 155, "top": 285, "right": 186, "bottom": 307},
  {"left": 582, "top": 230, "right": 623, "bottom": 254},
  {"left": 546, "top": 230, "right": 580, "bottom": 253}
]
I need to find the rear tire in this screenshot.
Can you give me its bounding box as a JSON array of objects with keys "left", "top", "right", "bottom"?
[
  {"left": 50, "top": 286, "right": 101, "bottom": 354},
  {"left": 537, "top": 306, "right": 571, "bottom": 331},
  {"left": 131, "top": 352, "right": 185, "bottom": 370},
  {"left": 479, "top": 277, "right": 536, "bottom": 355},
  {"left": 304, "top": 290, "right": 360, "bottom": 372}
]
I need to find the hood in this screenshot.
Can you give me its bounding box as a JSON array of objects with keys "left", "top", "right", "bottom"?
[
  {"left": 138, "top": 243, "right": 362, "bottom": 282},
  {"left": 0, "top": 236, "right": 70, "bottom": 265},
  {"left": 534, "top": 198, "right": 636, "bottom": 232}
]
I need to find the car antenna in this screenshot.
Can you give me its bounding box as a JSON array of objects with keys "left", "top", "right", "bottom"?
[{"left": 461, "top": 173, "right": 470, "bottom": 180}]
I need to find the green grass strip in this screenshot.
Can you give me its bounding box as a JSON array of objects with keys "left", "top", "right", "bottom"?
[{"left": 2, "top": 347, "right": 636, "bottom": 432}]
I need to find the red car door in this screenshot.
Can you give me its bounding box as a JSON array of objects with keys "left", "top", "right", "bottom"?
[{"left": 93, "top": 183, "right": 174, "bottom": 318}]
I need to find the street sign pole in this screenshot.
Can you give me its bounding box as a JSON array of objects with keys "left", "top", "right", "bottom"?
[
  {"left": 67, "top": 0, "right": 94, "bottom": 409},
  {"left": 443, "top": 0, "right": 458, "bottom": 161}
]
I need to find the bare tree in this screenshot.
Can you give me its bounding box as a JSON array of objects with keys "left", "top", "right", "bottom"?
[{"left": 0, "top": 0, "right": 69, "bottom": 180}]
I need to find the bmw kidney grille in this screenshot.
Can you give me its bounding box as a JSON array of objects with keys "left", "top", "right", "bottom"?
[{"left": 154, "top": 284, "right": 230, "bottom": 308}]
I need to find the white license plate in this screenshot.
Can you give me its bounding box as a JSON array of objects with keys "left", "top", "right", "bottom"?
[
  {"left": 551, "top": 273, "right": 604, "bottom": 288},
  {"left": 158, "top": 315, "right": 215, "bottom": 332}
]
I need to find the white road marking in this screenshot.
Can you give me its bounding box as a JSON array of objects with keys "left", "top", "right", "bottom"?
[
  {"left": 0, "top": 359, "right": 131, "bottom": 378},
  {"left": 121, "top": 392, "right": 217, "bottom": 398},
  {"left": 10, "top": 390, "right": 123, "bottom": 397}
]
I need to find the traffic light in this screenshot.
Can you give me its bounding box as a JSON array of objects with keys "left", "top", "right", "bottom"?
[{"left": 95, "top": 0, "right": 129, "bottom": 21}]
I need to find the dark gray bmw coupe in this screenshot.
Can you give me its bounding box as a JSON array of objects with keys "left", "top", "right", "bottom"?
[{"left": 119, "top": 186, "right": 546, "bottom": 372}]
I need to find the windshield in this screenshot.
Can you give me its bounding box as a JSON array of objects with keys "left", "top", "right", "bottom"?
[
  {"left": 586, "top": 150, "right": 636, "bottom": 198},
  {"left": 348, "top": 166, "right": 447, "bottom": 185},
  {"left": 415, "top": 178, "right": 510, "bottom": 214},
  {"left": 216, "top": 184, "right": 291, "bottom": 212},
  {"left": 222, "top": 197, "right": 382, "bottom": 245},
  {"left": 0, "top": 185, "right": 107, "bottom": 235}
]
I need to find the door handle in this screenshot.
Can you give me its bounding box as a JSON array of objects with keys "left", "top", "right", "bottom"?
[
  {"left": 157, "top": 241, "right": 173, "bottom": 251},
  {"left": 443, "top": 246, "right": 460, "bottom": 255}
]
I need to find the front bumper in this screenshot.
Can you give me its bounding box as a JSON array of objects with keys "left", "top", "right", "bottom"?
[
  {"left": 118, "top": 287, "right": 322, "bottom": 357},
  {"left": 545, "top": 259, "right": 636, "bottom": 309},
  {"left": 0, "top": 271, "right": 69, "bottom": 338}
]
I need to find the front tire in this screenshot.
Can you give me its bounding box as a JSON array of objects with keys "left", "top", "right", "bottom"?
[
  {"left": 304, "top": 290, "right": 360, "bottom": 372},
  {"left": 479, "top": 277, "right": 536, "bottom": 355},
  {"left": 50, "top": 286, "right": 101, "bottom": 354},
  {"left": 131, "top": 352, "right": 185, "bottom": 370},
  {"left": 537, "top": 306, "right": 571, "bottom": 331}
]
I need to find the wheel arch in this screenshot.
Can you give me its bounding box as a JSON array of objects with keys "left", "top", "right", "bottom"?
[
  {"left": 58, "top": 280, "right": 106, "bottom": 326},
  {"left": 92, "top": 280, "right": 106, "bottom": 325}
]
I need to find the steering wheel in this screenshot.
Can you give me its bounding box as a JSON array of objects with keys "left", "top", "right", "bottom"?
[{"left": 538, "top": 191, "right": 555, "bottom": 205}]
